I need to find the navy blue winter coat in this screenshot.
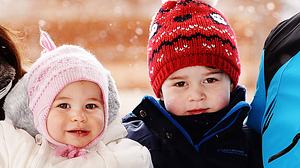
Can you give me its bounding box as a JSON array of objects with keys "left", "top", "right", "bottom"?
[{"left": 123, "top": 86, "right": 262, "bottom": 168}]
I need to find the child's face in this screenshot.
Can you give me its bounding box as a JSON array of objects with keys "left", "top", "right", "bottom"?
[
  {"left": 47, "top": 81, "right": 105, "bottom": 148},
  {"left": 161, "top": 66, "right": 233, "bottom": 116}
]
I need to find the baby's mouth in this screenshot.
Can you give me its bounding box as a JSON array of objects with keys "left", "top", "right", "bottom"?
[{"left": 67, "top": 130, "right": 90, "bottom": 137}]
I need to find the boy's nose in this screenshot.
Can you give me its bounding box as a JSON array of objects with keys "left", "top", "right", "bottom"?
[
  {"left": 188, "top": 86, "right": 206, "bottom": 101},
  {"left": 71, "top": 110, "right": 87, "bottom": 122}
]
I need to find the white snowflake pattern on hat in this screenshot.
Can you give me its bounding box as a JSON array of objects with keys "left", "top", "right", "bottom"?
[
  {"left": 150, "top": 23, "right": 159, "bottom": 39},
  {"left": 210, "top": 13, "right": 228, "bottom": 25}
]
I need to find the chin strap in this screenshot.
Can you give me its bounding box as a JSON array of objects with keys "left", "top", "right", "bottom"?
[{"left": 0, "top": 80, "right": 12, "bottom": 100}]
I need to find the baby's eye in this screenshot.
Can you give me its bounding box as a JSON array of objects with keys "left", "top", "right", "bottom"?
[
  {"left": 175, "top": 81, "right": 186, "bottom": 87},
  {"left": 57, "top": 103, "right": 70, "bottom": 109},
  {"left": 204, "top": 78, "right": 217, "bottom": 84},
  {"left": 86, "top": 104, "right": 98, "bottom": 109}
]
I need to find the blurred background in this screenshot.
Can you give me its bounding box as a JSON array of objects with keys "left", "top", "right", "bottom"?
[{"left": 1, "top": 0, "right": 299, "bottom": 116}]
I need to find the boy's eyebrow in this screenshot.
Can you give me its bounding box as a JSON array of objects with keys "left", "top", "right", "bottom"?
[
  {"left": 168, "top": 69, "right": 223, "bottom": 80},
  {"left": 168, "top": 76, "right": 187, "bottom": 80},
  {"left": 205, "top": 69, "right": 223, "bottom": 75}
]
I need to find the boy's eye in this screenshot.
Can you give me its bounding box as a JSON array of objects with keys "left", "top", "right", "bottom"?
[
  {"left": 57, "top": 103, "right": 70, "bottom": 109},
  {"left": 175, "top": 81, "right": 186, "bottom": 87},
  {"left": 204, "top": 78, "right": 217, "bottom": 84},
  {"left": 86, "top": 104, "right": 98, "bottom": 109}
]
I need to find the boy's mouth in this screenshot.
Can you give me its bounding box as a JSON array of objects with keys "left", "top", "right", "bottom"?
[
  {"left": 67, "top": 130, "right": 90, "bottom": 137},
  {"left": 187, "top": 108, "right": 209, "bottom": 115}
]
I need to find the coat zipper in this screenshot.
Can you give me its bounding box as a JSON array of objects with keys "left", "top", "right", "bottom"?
[
  {"left": 268, "top": 133, "right": 300, "bottom": 163},
  {"left": 195, "top": 102, "right": 249, "bottom": 150}
]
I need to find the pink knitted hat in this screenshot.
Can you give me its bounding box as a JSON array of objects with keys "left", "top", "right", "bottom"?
[{"left": 27, "top": 29, "right": 110, "bottom": 156}]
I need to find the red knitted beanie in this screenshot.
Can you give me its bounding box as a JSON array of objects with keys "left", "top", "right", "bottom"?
[{"left": 148, "top": 0, "right": 240, "bottom": 97}]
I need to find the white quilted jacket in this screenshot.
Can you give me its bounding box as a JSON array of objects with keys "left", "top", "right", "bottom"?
[{"left": 0, "top": 119, "right": 153, "bottom": 168}]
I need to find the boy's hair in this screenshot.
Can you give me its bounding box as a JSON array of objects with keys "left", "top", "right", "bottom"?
[{"left": 147, "top": 0, "right": 240, "bottom": 97}]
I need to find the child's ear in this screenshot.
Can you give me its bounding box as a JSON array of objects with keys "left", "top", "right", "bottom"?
[
  {"left": 159, "top": 91, "right": 164, "bottom": 101},
  {"left": 230, "top": 83, "right": 234, "bottom": 92}
]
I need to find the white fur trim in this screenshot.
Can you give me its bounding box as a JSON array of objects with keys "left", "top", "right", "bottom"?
[{"left": 3, "top": 74, "right": 39, "bottom": 136}]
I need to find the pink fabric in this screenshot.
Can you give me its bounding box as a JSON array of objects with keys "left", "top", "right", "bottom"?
[
  {"left": 55, "top": 145, "right": 88, "bottom": 159},
  {"left": 39, "top": 28, "right": 56, "bottom": 53}
]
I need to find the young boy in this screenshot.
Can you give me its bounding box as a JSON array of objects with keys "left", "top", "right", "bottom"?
[
  {"left": 123, "top": 0, "right": 262, "bottom": 167},
  {"left": 1, "top": 30, "right": 153, "bottom": 167}
]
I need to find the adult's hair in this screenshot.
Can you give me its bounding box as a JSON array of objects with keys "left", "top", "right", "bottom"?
[{"left": 0, "top": 25, "right": 26, "bottom": 120}]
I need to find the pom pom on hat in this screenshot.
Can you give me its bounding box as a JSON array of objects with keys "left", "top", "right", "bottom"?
[
  {"left": 161, "top": 0, "right": 218, "bottom": 6},
  {"left": 161, "top": 0, "right": 176, "bottom": 4},
  {"left": 148, "top": 0, "right": 240, "bottom": 97},
  {"left": 199, "top": 0, "right": 218, "bottom": 6}
]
